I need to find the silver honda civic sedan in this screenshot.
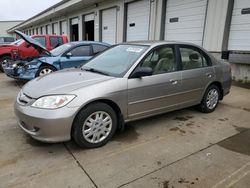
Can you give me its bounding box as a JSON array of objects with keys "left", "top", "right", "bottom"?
[{"left": 15, "top": 41, "right": 231, "bottom": 148}]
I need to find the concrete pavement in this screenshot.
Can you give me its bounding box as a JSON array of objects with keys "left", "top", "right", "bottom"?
[{"left": 0, "top": 73, "right": 249, "bottom": 188}]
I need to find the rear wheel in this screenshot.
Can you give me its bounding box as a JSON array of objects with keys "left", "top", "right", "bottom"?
[
  {"left": 0, "top": 55, "right": 11, "bottom": 72},
  {"left": 35, "top": 65, "right": 56, "bottom": 77},
  {"left": 199, "top": 84, "right": 220, "bottom": 113},
  {"left": 73, "top": 103, "right": 118, "bottom": 148}
]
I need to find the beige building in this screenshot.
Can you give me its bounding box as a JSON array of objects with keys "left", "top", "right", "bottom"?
[
  {"left": 7, "top": 0, "right": 250, "bottom": 82},
  {"left": 0, "top": 20, "right": 23, "bottom": 37}
]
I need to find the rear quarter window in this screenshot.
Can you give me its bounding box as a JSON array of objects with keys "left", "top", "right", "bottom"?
[
  {"left": 50, "top": 37, "right": 64, "bottom": 49},
  {"left": 33, "top": 36, "right": 46, "bottom": 47}
]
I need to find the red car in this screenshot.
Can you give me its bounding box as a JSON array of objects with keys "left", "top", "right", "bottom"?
[{"left": 0, "top": 34, "right": 68, "bottom": 72}]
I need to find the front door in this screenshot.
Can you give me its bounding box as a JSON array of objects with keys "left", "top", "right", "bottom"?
[
  {"left": 60, "top": 45, "right": 92, "bottom": 69},
  {"left": 127, "top": 45, "right": 182, "bottom": 120}
]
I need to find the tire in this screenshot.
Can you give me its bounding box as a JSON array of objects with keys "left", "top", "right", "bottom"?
[
  {"left": 0, "top": 56, "right": 11, "bottom": 72},
  {"left": 199, "top": 84, "right": 220, "bottom": 113},
  {"left": 35, "top": 65, "right": 56, "bottom": 77},
  {"left": 73, "top": 102, "right": 118, "bottom": 148}
]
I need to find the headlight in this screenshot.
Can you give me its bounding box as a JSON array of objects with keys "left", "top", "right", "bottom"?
[
  {"left": 31, "top": 95, "right": 76, "bottom": 109},
  {"left": 12, "top": 64, "right": 17, "bottom": 68}
]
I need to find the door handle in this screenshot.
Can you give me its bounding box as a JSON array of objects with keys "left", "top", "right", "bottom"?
[
  {"left": 206, "top": 73, "right": 212, "bottom": 78},
  {"left": 170, "top": 79, "right": 178, "bottom": 85}
]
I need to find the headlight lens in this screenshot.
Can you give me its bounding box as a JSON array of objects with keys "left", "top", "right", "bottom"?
[{"left": 31, "top": 95, "right": 76, "bottom": 109}]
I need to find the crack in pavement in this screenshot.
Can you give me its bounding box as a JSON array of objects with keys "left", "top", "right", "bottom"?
[
  {"left": 117, "top": 128, "right": 250, "bottom": 188},
  {"left": 63, "top": 143, "right": 98, "bottom": 188}
]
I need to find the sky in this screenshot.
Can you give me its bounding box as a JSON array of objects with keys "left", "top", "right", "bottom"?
[{"left": 0, "top": 0, "right": 62, "bottom": 21}]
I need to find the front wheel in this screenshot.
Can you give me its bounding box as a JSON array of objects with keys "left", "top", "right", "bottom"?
[
  {"left": 35, "top": 65, "right": 56, "bottom": 77},
  {"left": 73, "top": 103, "right": 118, "bottom": 148},
  {"left": 199, "top": 85, "right": 220, "bottom": 113},
  {"left": 0, "top": 56, "right": 11, "bottom": 72}
]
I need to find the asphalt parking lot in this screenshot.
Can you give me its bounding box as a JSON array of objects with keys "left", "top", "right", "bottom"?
[{"left": 0, "top": 73, "right": 250, "bottom": 188}]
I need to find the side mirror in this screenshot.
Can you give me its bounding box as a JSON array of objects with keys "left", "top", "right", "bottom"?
[
  {"left": 65, "top": 52, "right": 72, "bottom": 58},
  {"left": 130, "top": 67, "right": 153, "bottom": 78}
]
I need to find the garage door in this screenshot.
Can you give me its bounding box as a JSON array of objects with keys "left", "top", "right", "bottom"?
[
  {"left": 102, "top": 8, "right": 117, "bottom": 44},
  {"left": 164, "top": 0, "right": 207, "bottom": 46},
  {"left": 126, "top": 0, "right": 150, "bottom": 41},
  {"left": 228, "top": 0, "right": 250, "bottom": 51},
  {"left": 60, "top": 20, "right": 67, "bottom": 35}
]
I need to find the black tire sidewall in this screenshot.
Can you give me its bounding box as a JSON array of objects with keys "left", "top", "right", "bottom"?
[
  {"left": 200, "top": 85, "right": 220, "bottom": 113},
  {"left": 0, "top": 56, "right": 11, "bottom": 72},
  {"left": 73, "top": 103, "right": 118, "bottom": 148}
]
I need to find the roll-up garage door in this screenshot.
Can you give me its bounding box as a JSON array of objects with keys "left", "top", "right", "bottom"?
[
  {"left": 126, "top": 0, "right": 150, "bottom": 41},
  {"left": 60, "top": 21, "right": 67, "bottom": 35},
  {"left": 228, "top": 0, "right": 250, "bottom": 51},
  {"left": 102, "top": 8, "right": 117, "bottom": 44},
  {"left": 164, "top": 0, "right": 207, "bottom": 46}
]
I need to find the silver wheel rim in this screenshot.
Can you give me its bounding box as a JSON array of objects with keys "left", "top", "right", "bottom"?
[
  {"left": 82, "top": 111, "right": 112, "bottom": 144},
  {"left": 39, "top": 68, "right": 53, "bottom": 76},
  {"left": 206, "top": 89, "right": 219, "bottom": 110}
]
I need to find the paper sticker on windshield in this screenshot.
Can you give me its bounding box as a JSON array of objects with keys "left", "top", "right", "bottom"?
[{"left": 126, "top": 47, "right": 143, "bottom": 53}]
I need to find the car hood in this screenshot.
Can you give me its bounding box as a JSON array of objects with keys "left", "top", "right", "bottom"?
[
  {"left": 14, "top": 30, "right": 51, "bottom": 55},
  {"left": 22, "top": 69, "right": 114, "bottom": 98}
]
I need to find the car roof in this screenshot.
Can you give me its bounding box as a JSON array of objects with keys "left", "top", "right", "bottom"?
[
  {"left": 122, "top": 40, "right": 202, "bottom": 48},
  {"left": 68, "top": 41, "right": 111, "bottom": 46},
  {"left": 31, "top": 34, "right": 68, "bottom": 38}
]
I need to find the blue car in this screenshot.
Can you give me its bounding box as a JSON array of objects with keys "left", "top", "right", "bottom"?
[{"left": 3, "top": 31, "right": 110, "bottom": 80}]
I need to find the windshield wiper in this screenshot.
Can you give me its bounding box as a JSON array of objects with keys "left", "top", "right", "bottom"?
[{"left": 81, "top": 67, "right": 110, "bottom": 76}]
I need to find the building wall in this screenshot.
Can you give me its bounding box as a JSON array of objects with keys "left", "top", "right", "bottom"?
[
  {"left": 0, "top": 21, "right": 23, "bottom": 37},
  {"left": 8, "top": 0, "right": 250, "bottom": 82}
]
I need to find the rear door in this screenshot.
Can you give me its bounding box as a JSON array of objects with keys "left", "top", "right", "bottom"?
[
  {"left": 127, "top": 45, "right": 183, "bottom": 120},
  {"left": 60, "top": 45, "right": 92, "bottom": 69},
  {"left": 178, "top": 45, "right": 214, "bottom": 104}
]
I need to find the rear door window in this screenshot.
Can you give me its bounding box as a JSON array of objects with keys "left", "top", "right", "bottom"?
[
  {"left": 70, "top": 45, "right": 91, "bottom": 56},
  {"left": 50, "top": 37, "right": 64, "bottom": 48},
  {"left": 179, "top": 46, "right": 210, "bottom": 70},
  {"left": 33, "top": 36, "right": 46, "bottom": 47}
]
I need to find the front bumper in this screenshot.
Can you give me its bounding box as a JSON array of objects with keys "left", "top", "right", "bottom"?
[
  {"left": 14, "top": 102, "right": 79, "bottom": 142},
  {"left": 3, "top": 63, "right": 38, "bottom": 81}
]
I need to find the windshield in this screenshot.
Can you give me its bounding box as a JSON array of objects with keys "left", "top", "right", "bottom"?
[
  {"left": 82, "top": 44, "right": 148, "bottom": 77},
  {"left": 50, "top": 43, "right": 74, "bottom": 56}
]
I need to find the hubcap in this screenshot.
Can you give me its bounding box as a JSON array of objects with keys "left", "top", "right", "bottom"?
[
  {"left": 82, "top": 111, "right": 112, "bottom": 144},
  {"left": 39, "top": 68, "right": 53, "bottom": 76},
  {"left": 206, "top": 89, "right": 219, "bottom": 110}
]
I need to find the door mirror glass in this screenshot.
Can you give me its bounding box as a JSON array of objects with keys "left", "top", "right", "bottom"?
[{"left": 131, "top": 67, "right": 153, "bottom": 78}]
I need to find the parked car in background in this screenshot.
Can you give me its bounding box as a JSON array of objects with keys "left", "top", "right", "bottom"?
[
  {"left": 0, "top": 31, "right": 68, "bottom": 72},
  {"left": 3, "top": 31, "right": 110, "bottom": 80},
  {"left": 0, "top": 36, "right": 15, "bottom": 44},
  {"left": 14, "top": 41, "right": 232, "bottom": 148}
]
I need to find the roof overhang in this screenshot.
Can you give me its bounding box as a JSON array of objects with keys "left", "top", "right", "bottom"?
[{"left": 8, "top": 0, "right": 104, "bottom": 32}]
